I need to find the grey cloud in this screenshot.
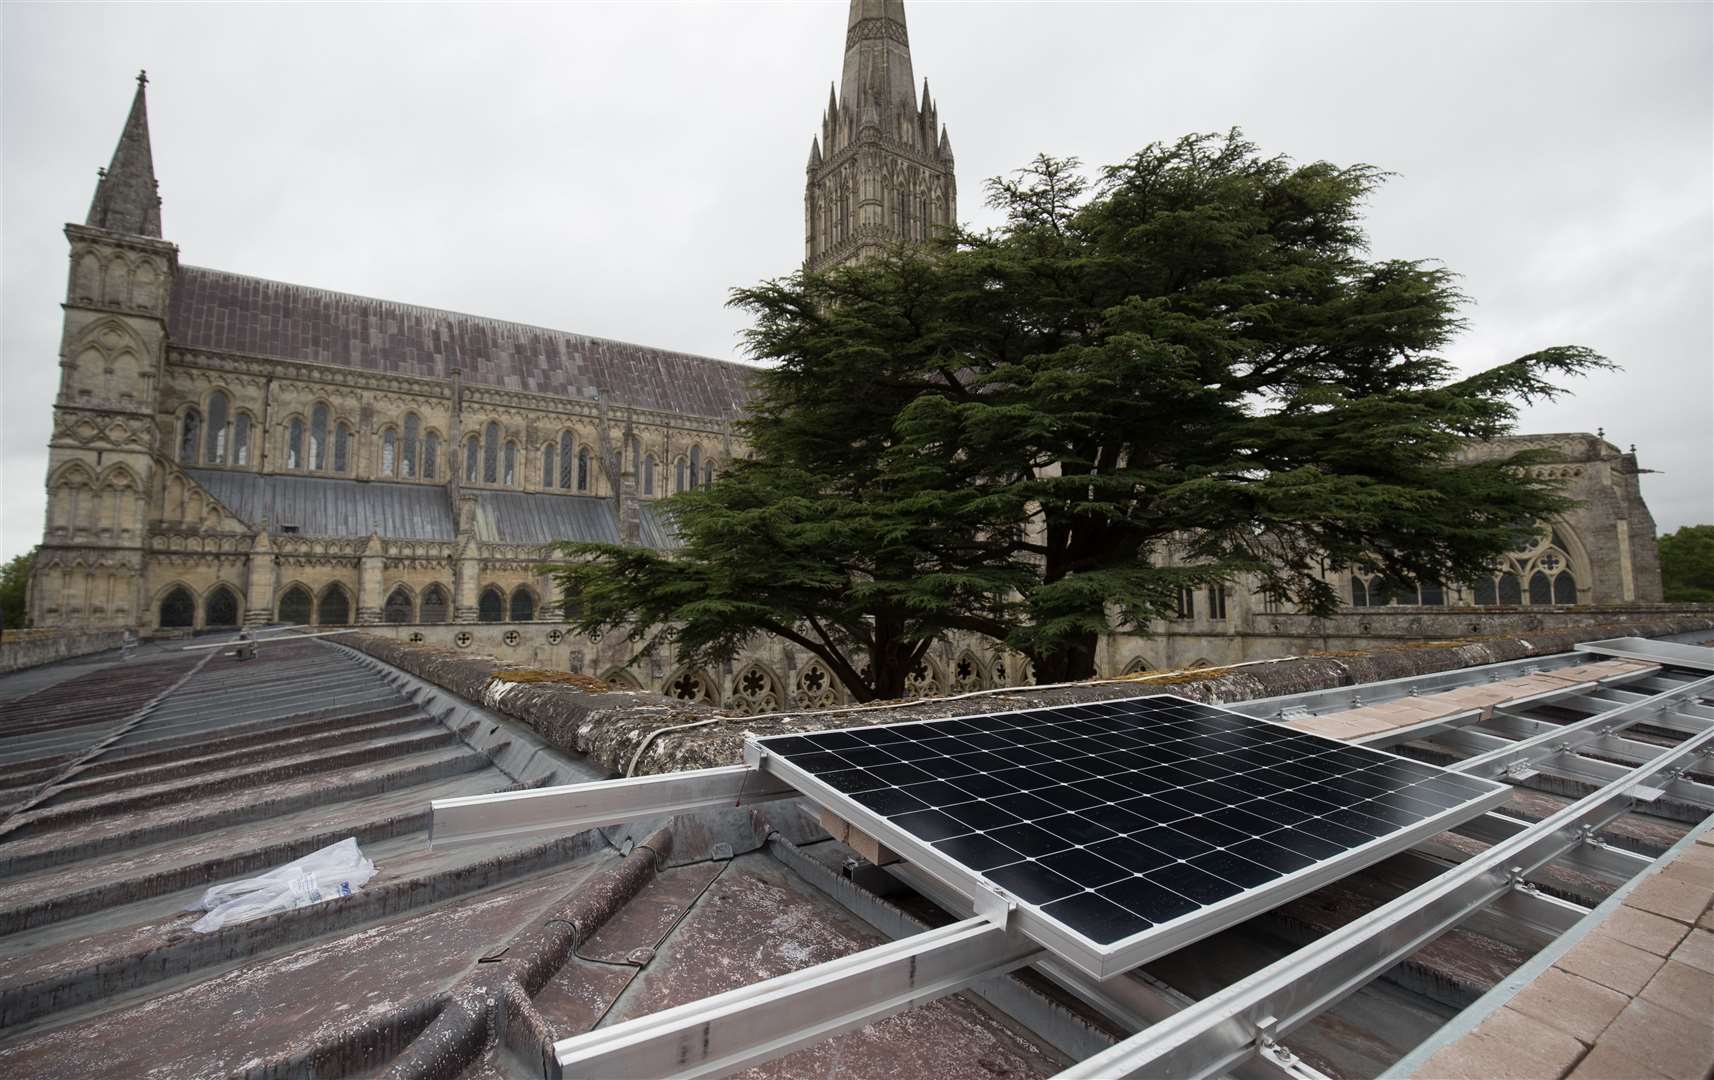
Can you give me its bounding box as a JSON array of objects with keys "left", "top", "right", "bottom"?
[{"left": 3, "top": 0, "right": 1709, "bottom": 562}]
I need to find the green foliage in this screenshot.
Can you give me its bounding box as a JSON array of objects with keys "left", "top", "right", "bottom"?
[
  {"left": 553, "top": 130, "right": 1608, "bottom": 696},
  {"left": 1660, "top": 525, "right": 1714, "bottom": 602},
  {"left": 0, "top": 549, "right": 35, "bottom": 633}
]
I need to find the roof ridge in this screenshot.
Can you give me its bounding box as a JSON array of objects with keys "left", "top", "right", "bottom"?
[{"left": 177, "top": 264, "right": 759, "bottom": 374}]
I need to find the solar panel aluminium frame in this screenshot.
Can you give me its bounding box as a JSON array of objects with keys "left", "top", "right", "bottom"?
[{"left": 744, "top": 693, "right": 1513, "bottom": 981}]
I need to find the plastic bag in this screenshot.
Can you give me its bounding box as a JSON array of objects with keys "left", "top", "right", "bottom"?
[{"left": 187, "top": 837, "right": 376, "bottom": 932}]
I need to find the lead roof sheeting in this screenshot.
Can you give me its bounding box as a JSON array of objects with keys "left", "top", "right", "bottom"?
[
  {"left": 754, "top": 694, "right": 1507, "bottom": 968},
  {"left": 169, "top": 266, "right": 760, "bottom": 421},
  {"left": 639, "top": 503, "right": 682, "bottom": 550},
  {"left": 186, "top": 470, "right": 456, "bottom": 540},
  {"left": 474, "top": 491, "right": 624, "bottom": 546}
]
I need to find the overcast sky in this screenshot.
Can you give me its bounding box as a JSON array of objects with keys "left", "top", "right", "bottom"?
[{"left": 3, "top": 1, "right": 1710, "bottom": 565}]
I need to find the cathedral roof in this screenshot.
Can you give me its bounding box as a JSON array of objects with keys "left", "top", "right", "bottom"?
[
  {"left": 185, "top": 468, "right": 680, "bottom": 548},
  {"left": 167, "top": 266, "right": 758, "bottom": 421}
]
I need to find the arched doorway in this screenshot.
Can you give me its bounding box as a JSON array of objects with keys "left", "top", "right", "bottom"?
[
  {"left": 278, "top": 584, "right": 312, "bottom": 625},
  {"left": 317, "top": 585, "right": 352, "bottom": 626},
  {"left": 420, "top": 584, "right": 450, "bottom": 623},
  {"left": 159, "top": 586, "right": 195, "bottom": 628},
  {"left": 204, "top": 585, "right": 240, "bottom": 628}
]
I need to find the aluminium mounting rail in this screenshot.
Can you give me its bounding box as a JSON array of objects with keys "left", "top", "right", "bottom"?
[
  {"left": 428, "top": 764, "right": 796, "bottom": 848},
  {"left": 553, "top": 915, "right": 1042, "bottom": 1078},
  {"left": 1052, "top": 639, "right": 1714, "bottom": 1080},
  {"left": 423, "top": 638, "right": 1713, "bottom": 1080}
]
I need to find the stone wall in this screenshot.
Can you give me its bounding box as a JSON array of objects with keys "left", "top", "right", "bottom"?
[
  {"left": 0, "top": 628, "right": 129, "bottom": 674},
  {"left": 341, "top": 612, "right": 1714, "bottom": 781},
  {"left": 1107, "top": 603, "right": 1714, "bottom": 674}
]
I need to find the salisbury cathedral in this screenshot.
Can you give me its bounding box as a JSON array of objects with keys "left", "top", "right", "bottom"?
[{"left": 28, "top": 0, "right": 1664, "bottom": 707}]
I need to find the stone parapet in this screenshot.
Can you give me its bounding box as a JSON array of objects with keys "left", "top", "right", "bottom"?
[
  {"left": 0, "top": 629, "right": 130, "bottom": 675},
  {"left": 342, "top": 612, "right": 1714, "bottom": 781}
]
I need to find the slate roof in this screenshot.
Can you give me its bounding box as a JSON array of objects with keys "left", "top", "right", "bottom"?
[
  {"left": 167, "top": 266, "right": 760, "bottom": 421},
  {"left": 186, "top": 469, "right": 681, "bottom": 548}
]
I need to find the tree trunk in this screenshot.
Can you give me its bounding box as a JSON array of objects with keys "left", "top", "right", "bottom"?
[{"left": 1030, "top": 631, "right": 1099, "bottom": 685}]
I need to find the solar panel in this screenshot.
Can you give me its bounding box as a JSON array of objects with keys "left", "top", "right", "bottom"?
[{"left": 747, "top": 694, "right": 1510, "bottom": 978}]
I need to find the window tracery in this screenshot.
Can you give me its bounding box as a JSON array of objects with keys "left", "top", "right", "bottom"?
[
  {"left": 310, "top": 405, "right": 329, "bottom": 470},
  {"left": 402, "top": 414, "right": 419, "bottom": 478},
  {"left": 728, "top": 664, "right": 781, "bottom": 715},
  {"left": 179, "top": 409, "right": 201, "bottom": 463},
  {"left": 205, "top": 392, "right": 229, "bottom": 463},
  {"left": 793, "top": 661, "right": 839, "bottom": 709}
]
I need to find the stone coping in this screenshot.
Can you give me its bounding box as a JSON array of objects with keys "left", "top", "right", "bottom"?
[
  {"left": 1282, "top": 658, "right": 1657, "bottom": 740},
  {"left": 342, "top": 614, "right": 1714, "bottom": 780},
  {"left": 1414, "top": 827, "right": 1714, "bottom": 1080}
]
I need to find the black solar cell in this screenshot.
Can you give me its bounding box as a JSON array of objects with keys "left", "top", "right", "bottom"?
[{"left": 753, "top": 694, "right": 1507, "bottom": 956}]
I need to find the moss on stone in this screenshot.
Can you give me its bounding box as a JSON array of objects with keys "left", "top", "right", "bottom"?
[{"left": 491, "top": 669, "right": 611, "bottom": 692}]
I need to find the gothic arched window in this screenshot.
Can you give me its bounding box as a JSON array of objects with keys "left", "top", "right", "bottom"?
[
  {"left": 1351, "top": 576, "right": 1369, "bottom": 607},
  {"left": 1420, "top": 581, "right": 1446, "bottom": 606},
  {"left": 334, "top": 423, "right": 351, "bottom": 473},
  {"left": 381, "top": 430, "right": 397, "bottom": 477},
  {"left": 689, "top": 446, "right": 701, "bottom": 490},
  {"left": 419, "top": 584, "right": 450, "bottom": 623},
  {"left": 383, "top": 585, "right": 414, "bottom": 624},
  {"left": 703, "top": 458, "right": 715, "bottom": 487},
  {"left": 1498, "top": 571, "right": 1522, "bottom": 605},
  {"left": 1554, "top": 573, "right": 1577, "bottom": 604},
  {"left": 542, "top": 443, "right": 556, "bottom": 488},
  {"left": 402, "top": 414, "right": 419, "bottom": 478},
  {"left": 478, "top": 586, "right": 504, "bottom": 623},
  {"left": 504, "top": 441, "right": 517, "bottom": 486},
  {"left": 510, "top": 587, "right": 535, "bottom": 622},
  {"left": 559, "top": 433, "right": 574, "bottom": 488},
  {"left": 644, "top": 455, "right": 655, "bottom": 496},
  {"left": 675, "top": 457, "right": 687, "bottom": 493},
  {"left": 310, "top": 405, "right": 329, "bottom": 470},
  {"left": 206, "top": 392, "right": 229, "bottom": 464},
  {"left": 159, "top": 585, "right": 195, "bottom": 628},
  {"left": 1528, "top": 571, "right": 1553, "bottom": 605},
  {"left": 287, "top": 418, "right": 304, "bottom": 469},
  {"left": 1474, "top": 575, "right": 1498, "bottom": 605},
  {"left": 423, "top": 432, "right": 440, "bottom": 480},
  {"left": 204, "top": 585, "right": 239, "bottom": 627},
  {"left": 483, "top": 422, "right": 500, "bottom": 483},
  {"left": 179, "top": 409, "right": 201, "bottom": 464},
  {"left": 317, "top": 584, "right": 351, "bottom": 626},
  {"left": 234, "top": 414, "right": 251, "bottom": 466},
  {"left": 577, "top": 447, "right": 590, "bottom": 492},
  {"left": 278, "top": 584, "right": 313, "bottom": 625},
  {"left": 464, "top": 435, "right": 479, "bottom": 482}
]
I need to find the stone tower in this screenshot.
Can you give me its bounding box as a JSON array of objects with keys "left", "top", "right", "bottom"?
[
  {"left": 29, "top": 72, "right": 176, "bottom": 628},
  {"left": 804, "top": 0, "right": 956, "bottom": 273}
]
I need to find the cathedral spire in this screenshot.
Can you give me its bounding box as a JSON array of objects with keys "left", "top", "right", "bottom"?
[
  {"left": 840, "top": 0, "right": 916, "bottom": 118},
  {"left": 86, "top": 70, "right": 162, "bottom": 238},
  {"left": 806, "top": 0, "right": 955, "bottom": 273}
]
